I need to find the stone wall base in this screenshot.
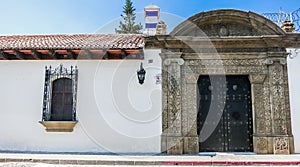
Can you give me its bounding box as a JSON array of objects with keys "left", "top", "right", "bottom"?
[
  {"left": 162, "top": 135, "right": 199, "bottom": 154},
  {"left": 183, "top": 137, "right": 199, "bottom": 154},
  {"left": 253, "top": 136, "right": 294, "bottom": 154},
  {"left": 161, "top": 135, "right": 183, "bottom": 154},
  {"left": 162, "top": 135, "right": 294, "bottom": 154}
]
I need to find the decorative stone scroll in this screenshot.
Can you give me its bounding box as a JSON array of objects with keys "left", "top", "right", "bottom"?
[
  {"left": 274, "top": 137, "right": 290, "bottom": 154},
  {"left": 249, "top": 74, "right": 266, "bottom": 84}
]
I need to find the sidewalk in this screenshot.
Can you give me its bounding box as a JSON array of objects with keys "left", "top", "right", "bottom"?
[{"left": 0, "top": 152, "right": 300, "bottom": 166}]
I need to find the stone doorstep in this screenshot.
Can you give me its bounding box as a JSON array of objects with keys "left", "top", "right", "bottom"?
[{"left": 1, "top": 158, "right": 300, "bottom": 166}]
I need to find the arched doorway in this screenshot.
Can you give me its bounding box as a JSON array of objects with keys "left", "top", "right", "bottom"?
[
  {"left": 155, "top": 9, "right": 294, "bottom": 154},
  {"left": 197, "top": 75, "right": 253, "bottom": 152}
]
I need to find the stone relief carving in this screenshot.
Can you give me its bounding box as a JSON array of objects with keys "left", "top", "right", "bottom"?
[
  {"left": 185, "top": 74, "right": 198, "bottom": 84},
  {"left": 186, "top": 59, "right": 266, "bottom": 66},
  {"left": 253, "top": 84, "right": 265, "bottom": 134},
  {"left": 270, "top": 63, "right": 284, "bottom": 85},
  {"left": 263, "top": 81, "right": 272, "bottom": 134},
  {"left": 256, "top": 137, "right": 268, "bottom": 152},
  {"left": 162, "top": 69, "right": 168, "bottom": 132},
  {"left": 274, "top": 137, "right": 289, "bottom": 154},
  {"left": 164, "top": 58, "right": 184, "bottom": 66},
  {"left": 161, "top": 55, "right": 292, "bottom": 154},
  {"left": 219, "top": 26, "right": 229, "bottom": 36},
  {"left": 283, "top": 68, "right": 292, "bottom": 135},
  {"left": 269, "top": 63, "right": 287, "bottom": 135},
  {"left": 180, "top": 78, "right": 188, "bottom": 136},
  {"left": 189, "top": 66, "right": 266, "bottom": 75},
  {"left": 164, "top": 56, "right": 184, "bottom": 135},
  {"left": 249, "top": 74, "right": 266, "bottom": 84},
  {"left": 183, "top": 74, "right": 198, "bottom": 136},
  {"left": 168, "top": 75, "right": 180, "bottom": 118}
]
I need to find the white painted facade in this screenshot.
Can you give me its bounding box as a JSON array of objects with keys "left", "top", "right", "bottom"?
[
  {"left": 0, "top": 49, "right": 162, "bottom": 154},
  {"left": 0, "top": 47, "right": 300, "bottom": 154},
  {"left": 287, "top": 48, "right": 300, "bottom": 153}
]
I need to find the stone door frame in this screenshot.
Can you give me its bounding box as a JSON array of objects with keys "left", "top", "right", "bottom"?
[
  {"left": 160, "top": 51, "right": 294, "bottom": 154},
  {"left": 145, "top": 9, "right": 300, "bottom": 155}
]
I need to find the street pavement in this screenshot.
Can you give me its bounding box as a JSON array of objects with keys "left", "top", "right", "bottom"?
[{"left": 0, "top": 152, "right": 300, "bottom": 166}]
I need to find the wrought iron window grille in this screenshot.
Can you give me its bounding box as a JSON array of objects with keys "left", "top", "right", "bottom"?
[{"left": 42, "top": 64, "right": 78, "bottom": 121}]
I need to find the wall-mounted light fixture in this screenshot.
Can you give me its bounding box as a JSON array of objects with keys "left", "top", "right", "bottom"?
[
  {"left": 137, "top": 62, "right": 146, "bottom": 85},
  {"left": 289, "top": 48, "right": 299, "bottom": 59},
  {"left": 155, "top": 73, "right": 162, "bottom": 85}
]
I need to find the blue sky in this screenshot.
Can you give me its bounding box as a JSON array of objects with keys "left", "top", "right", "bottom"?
[{"left": 0, "top": 0, "right": 299, "bottom": 35}]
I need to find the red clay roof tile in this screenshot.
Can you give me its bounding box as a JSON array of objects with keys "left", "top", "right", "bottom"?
[{"left": 0, "top": 34, "right": 144, "bottom": 50}]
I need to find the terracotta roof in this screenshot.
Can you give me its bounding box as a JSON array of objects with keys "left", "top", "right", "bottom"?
[{"left": 0, "top": 34, "right": 144, "bottom": 50}]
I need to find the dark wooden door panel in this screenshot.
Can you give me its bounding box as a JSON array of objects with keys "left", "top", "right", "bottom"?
[
  {"left": 198, "top": 75, "right": 253, "bottom": 152},
  {"left": 51, "top": 78, "right": 73, "bottom": 121}
]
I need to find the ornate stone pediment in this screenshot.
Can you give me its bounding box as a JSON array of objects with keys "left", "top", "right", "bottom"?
[{"left": 171, "top": 9, "right": 285, "bottom": 36}]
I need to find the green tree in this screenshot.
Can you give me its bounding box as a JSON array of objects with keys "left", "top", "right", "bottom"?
[{"left": 115, "top": 0, "right": 143, "bottom": 34}]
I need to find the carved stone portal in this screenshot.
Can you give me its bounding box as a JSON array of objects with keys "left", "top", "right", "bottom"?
[{"left": 146, "top": 9, "right": 294, "bottom": 154}]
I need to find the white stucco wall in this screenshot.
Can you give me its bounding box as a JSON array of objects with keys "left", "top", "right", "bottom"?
[
  {"left": 2, "top": 47, "right": 299, "bottom": 154},
  {"left": 0, "top": 49, "right": 162, "bottom": 154},
  {"left": 287, "top": 48, "right": 300, "bottom": 153}
]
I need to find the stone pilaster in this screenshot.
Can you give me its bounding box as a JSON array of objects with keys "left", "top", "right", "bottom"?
[
  {"left": 267, "top": 59, "right": 294, "bottom": 154},
  {"left": 249, "top": 74, "right": 266, "bottom": 134},
  {"left": 160, "top": 52, "right": 184, "bottom": 154},
  {"left": 249, "top": 74, "right": 268, "bottom": 154},
  {"left": 182, "top": 73, "right": 199, "bottom": 154}
]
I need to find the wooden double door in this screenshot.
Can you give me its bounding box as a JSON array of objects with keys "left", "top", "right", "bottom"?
[{"left": 197, "top": 75, "right": 253, "bottom": 152}]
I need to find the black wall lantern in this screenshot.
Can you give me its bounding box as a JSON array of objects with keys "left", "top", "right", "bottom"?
[{"left": 137, "top": 62, "right": 146, "bottom": 85}]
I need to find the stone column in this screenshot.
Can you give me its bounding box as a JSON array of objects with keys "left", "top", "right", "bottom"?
[
  {"left": 249, "top": 74, "right": 269, "bottom": 154},
  {"left": 182, "top": 73, "right": 199, "bottom": 154},
  {"left": 160, "top": 52, "right": 184, "bottom": 154},
  {"left": 268, "top": 59, "right": 294, "bottom": 154}
]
